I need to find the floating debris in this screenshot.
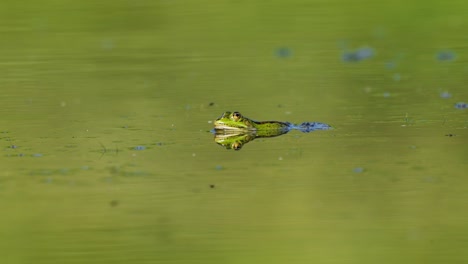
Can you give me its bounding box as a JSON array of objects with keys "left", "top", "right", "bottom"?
[
  {"left": 134, "top": 146, "right": 146, "bottom": 150},
  {"left": 440, "top": 91, "right": 452, "bottom": 99},
  {"left": 436, "top": 50, "right": 456, "bottom": 61},
  {"left": 290, "top": 122, "right": 332, "bottom": 133},
  {"left": 342, "top": 47, "right": 374, "bottom": 62},
  {"left": 353, "top": 167, "right": 364, "bottom": 173},
  {"left": 454, "top": 102, "right": 467, "bottom": 109},
  {"left": 275, "top": 47, "right": 292, "bottom": 58},
  {"left": 385, "top": 61, "right": 396, "bottom": 70}
]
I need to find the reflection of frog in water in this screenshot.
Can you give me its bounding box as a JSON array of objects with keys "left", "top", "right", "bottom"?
[
  {"left": 214, "top": 132, "right": 257, "bottom": 151},
  {"left": 213, "top": 111, "right": 331, "bottom": 150}
]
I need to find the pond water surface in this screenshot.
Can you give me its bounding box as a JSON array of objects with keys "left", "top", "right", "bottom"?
[{"left": 1, "top": 1, "right": 468, "bottom": 264}]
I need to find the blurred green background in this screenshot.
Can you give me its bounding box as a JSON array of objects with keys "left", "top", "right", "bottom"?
[{"left": 1, "top": 0, "right": 468, "bottom": 263}]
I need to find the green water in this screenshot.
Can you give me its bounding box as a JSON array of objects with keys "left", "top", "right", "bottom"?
[{"left": 1, "top": 1, "right": 468, "bottom": 263}]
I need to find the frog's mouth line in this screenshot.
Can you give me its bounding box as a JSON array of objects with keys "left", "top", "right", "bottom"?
[
  {"left": 214, "top": 124, "right": 247, "bottom": 130},
  {"left": 214, "top": 122, "right": 254, "bottom": 131}
]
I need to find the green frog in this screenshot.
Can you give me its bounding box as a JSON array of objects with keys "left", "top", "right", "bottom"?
[{"left": 213, "top": 111, "right": 331, "bottom": 150}]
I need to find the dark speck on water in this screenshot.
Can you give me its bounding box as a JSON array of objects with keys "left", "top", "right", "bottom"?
[
  {"left": 454, "top": 102, "right": 467, "bottom": 109},
  {"left": 110, "top": 200, "right": 119, "bottom": 207},
  {"left": 385, "top": 61, "right": 396, "bottom": 69},
  {"left": 353, "top": 167, "right": 364, "bottom": 173},
  {"left": 436, "top": 50, "right": 456, "bottom": 61},
  {"left": 342, "top": 47, "right": 374, "bottom": 62},
  {"left": 209, "top": 184, "right": 215, "bottom": 189},
  {"left": 275, "top": 47, "right": 292, "bottom": 58}
]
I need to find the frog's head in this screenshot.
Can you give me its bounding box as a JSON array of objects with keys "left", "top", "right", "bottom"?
[{"left": 214, "top": 111, "right": 254, "bottom": 130}]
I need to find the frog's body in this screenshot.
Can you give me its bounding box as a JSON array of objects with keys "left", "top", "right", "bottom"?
[{"left": 214, "top": 111, "right": 290, "bottom": 137}]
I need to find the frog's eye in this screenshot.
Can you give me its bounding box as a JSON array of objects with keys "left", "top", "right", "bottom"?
[
  {"left": 232, "top": 112, "right": 242, "bottom": 120},
  {"left": 232, "top": 142, "right": 242, "bottom": 150}
]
